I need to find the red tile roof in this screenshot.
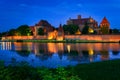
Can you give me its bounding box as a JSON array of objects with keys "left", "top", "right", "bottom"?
[{"left": 100, "top": 17, "right": 110, "bottom": 24}]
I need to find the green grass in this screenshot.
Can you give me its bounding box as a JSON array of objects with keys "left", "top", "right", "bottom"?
[
  {"left": 67, "top": 60, "right": 120, "bottom": 80},
  {"left": 0, "top": 59, "right": 120, "bottom": 80},
  {"left": 1, "top": 39, "right": 119, "bottom": 43}
]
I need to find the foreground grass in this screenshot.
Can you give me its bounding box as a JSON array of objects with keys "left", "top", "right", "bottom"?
[
  {"left": 0, "top": 60, "right": 120, "bottom": 80},
  {"left": 67, "top": 60, "right": 120, "bottom": 80}
]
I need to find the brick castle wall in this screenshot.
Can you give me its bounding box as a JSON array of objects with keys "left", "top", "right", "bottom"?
[
  {"left": 65, "top": 35, "right": 120, "bottom": 41},
  {"left": 2, "top": 35, "right": 120, "bottom": 41}
]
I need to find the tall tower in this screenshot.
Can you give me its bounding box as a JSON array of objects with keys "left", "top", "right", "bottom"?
[{"left": 100, "top": 17, "right": 110, "bottom": 34}]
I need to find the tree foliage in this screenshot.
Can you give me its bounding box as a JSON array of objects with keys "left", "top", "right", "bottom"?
[
  {"left": 17, "top": 25, "right": 32, "bottom": 36},
  {"left": 63, "top": 24, "right": 79, "bottom": 35},
  {"left": 8, "top": 29, "right": 16, "bottom": 36},
  {"left": 82, "top": 23, "right": 89, "bottom": 34},
  {"left": 38, "top": 28, "right": 44, "bottom": 35},
  {"left": 112, "top": 29, "right": 120, "bottom": 34}
]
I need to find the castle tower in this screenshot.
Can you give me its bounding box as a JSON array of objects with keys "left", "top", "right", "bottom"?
[{"left": 100, "top": 17, "right": 110, "bottom": 34}]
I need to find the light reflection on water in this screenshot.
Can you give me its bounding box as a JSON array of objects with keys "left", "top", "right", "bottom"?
[{"left": 0, "top": 42, "right": 120, "bottom": 68}]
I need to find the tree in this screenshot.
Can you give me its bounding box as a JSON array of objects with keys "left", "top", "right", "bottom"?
[
  {"left": 82, "top": 23, "right": 89, "bottom": 34},
  {"left": 112, "top": 29, "right": 119, "bottom": 34},
  {"left": 0, "top": 32, "right": 7, "bottom": 37},
  {"left": 8, "top": 29, "right": 16, "bottom": 36},
  {"left": 38, "top": 28, "right": 44, "bottom": 35},
  {"left": 63, "top": 24, "right": 79, "bottom": 35},
  {"left": 17, "top": 25, "right": 32, "bottom": 36}
]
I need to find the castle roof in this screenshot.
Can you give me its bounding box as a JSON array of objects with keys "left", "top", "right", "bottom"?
[
  {"left": 35, "top": 20, "right": 51, "bottom": 27},
  {"left": 100, "top": 17, "right": 110, "bottom": 24}
]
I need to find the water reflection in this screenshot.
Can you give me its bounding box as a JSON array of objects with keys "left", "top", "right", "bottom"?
[
  {"left": 0, "top": 42, "right": 12, "bottom": 50},
  {"left": 0, "top": 42, "right": 120, "bottom": 68}
]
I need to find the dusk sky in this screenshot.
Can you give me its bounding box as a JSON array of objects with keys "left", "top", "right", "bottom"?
[{"left": 0, "top": 0, "right": 120, "bottom": 32}]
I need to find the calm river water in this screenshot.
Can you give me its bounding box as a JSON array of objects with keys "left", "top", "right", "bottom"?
[{"left": 0, "top": 42, "right": 120, "bottom": 68}]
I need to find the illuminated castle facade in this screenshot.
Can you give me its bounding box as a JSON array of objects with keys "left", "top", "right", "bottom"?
[
  {"left": 29, "top": 15, "right": 110, "bottom": 40},
  {"left": 67, "top": 15, "right": 110, "bottom": 34},
  {"left": 30, "top": 20, "right": 54, "bottom": 36},
  {"left": 67, "top": 15, "right": 99, "bottom": 34},
  {"left": 30, "top": 20, "right": 64, "bottom": 40},
  {"left": 100, "top": 17, "right": 110, "bottom": 34}
]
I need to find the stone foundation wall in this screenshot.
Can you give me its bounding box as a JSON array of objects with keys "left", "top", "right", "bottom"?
[
  {"left": 2, "top": 35, "right": 120, "bottom": 41},
  {"left": 65, "top": 35, "right": 120, "bottom": 41},
  {"left": 2, "top": 36, "right": 47, "bottom": 40}
]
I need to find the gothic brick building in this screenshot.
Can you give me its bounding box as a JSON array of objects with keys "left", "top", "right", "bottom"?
[
  {"left": 100, "top": 17, "right": 110, "bottom": 34},
  {"left": 67, "top": 15, "right": 98, "bottom": 33},
  {"left": 30, "top": 20, "right": 54, "bottom": 36}
]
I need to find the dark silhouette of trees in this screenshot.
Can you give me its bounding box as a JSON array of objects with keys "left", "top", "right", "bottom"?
[
  {"left": 38, "top": 28, "right": 44, "bottom": 35},
  {"left": 82, "top": 23, "right": 89, "bottom": 34},
  {"left": 112, "top": 29, "right": 120, "bottom": 34},
  {"left": 17, "top": 25, "right": 32, "bottom": 36},
  {"left": 8, "top": 29, "right": 16, "bottom": 36},
  {"left": 63, "top": 24, "right": 79, "bottom": 35}
]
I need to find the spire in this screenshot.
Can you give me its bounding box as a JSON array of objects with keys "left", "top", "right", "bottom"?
[
  {"left": 58, "top": 23, "right": 63, "bottom": 32},
  {"left": 100, "top": 17, "right": 110, "bottom": 24}
]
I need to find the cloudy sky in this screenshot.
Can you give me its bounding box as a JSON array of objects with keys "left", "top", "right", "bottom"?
[{"left": 0, "top": 0, "right": 120, "bottom": 32}]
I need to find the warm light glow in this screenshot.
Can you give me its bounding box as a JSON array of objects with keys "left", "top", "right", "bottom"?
[
  {"left": 47, "top": 43, "right": 57, "bottom": 53},
  {"left": 57, "top": 43, "right": 64, "bottom": 51},
  {"left": 48, "top": 32, "right": 54, "bottom": 39},
  {"left": 75, "top": 30, "right": 81, "bottom": 34},
  {"left": 67, "top": 45, "right": 71, "bottom": 53},
  {"left": 89, "top": 48, "right": 94, "bottom": 56},
  {"left": 48, "top": 30, "right": 58, "bottom": 40},
  {"left": 89, "top": 28, "right": 94, "bottom": 33},
  {"left": 14, "top": 42, "right": 32, "bottom": 51},
  {"left": 56, "top": 36, "right": 63, "bottom": 40}
]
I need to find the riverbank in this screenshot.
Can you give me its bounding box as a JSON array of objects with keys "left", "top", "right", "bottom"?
[
  {"left": 0, "top": 59, "right": 120, "bottom": 80},
  {"left": 2, "top": 35, "right": 120, "bottom": 42},
  {"left": 1, "top": 39, "right": 120, "bottom": 43}
]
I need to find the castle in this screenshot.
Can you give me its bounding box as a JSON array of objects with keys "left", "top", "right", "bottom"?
[
  {"left": 29, "top": 15, "right": 110, "bottom": 40},
  {"left": 67, "top": 15, "right": 110, "bottom": 34},
  {"left": 30, "top": 20, "right": 64, "bottom": 40}
]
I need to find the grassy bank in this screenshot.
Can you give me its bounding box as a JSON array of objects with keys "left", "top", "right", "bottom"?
[
  {"left": 1, "top": 39, "right": 120, "bottom": 43},
  {"left": 17, "top": 39, "right": 120, "bottom": 43},
  {"left": 0, "top": 59, "right": 120, "bottom": 80}
]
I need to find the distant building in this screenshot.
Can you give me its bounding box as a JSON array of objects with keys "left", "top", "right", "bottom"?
[
  {"left": 67, "top": 15, "right": 99, "bottom": 33},
  {"left": 100, "top": 17, "right": 110, "bottom": 34}
]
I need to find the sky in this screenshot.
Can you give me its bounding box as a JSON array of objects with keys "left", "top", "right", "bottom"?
[{"left": 0, "top": 0, "right": 120, "bottom": 32}]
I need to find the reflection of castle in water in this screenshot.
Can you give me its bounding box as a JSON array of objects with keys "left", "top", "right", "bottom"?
[
  {"left": 0, "top": 42, "right": 12, "bottom": 50},
  {"left": 1, "top": 42, "right": 120, "bottom": 61}
]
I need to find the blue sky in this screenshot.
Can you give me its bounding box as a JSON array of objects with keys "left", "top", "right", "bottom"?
[{"left": 0, "top": 0, "right": 120, "bottom": 32}]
